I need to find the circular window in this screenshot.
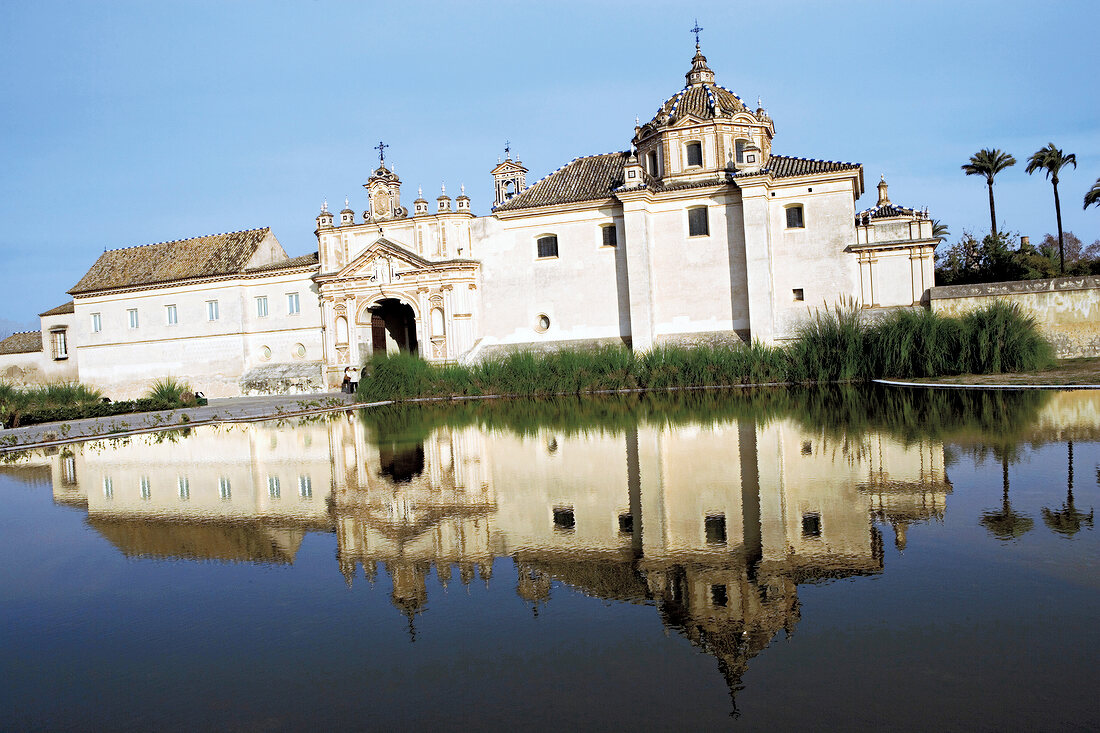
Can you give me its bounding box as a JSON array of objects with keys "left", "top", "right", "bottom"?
[
  {"left": 294, "top": 343, "right": 306, "bottom": 358},
  {"left": 260, "top": 345, "right": 271, "bottom": 361},
  {"left": 535, "top": 314, "right": 551, "bottom": 333}
]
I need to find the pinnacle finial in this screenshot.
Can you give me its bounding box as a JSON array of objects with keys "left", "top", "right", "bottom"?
[
  {"left": 690, "top": 19, "right": 703, "bottom": 47},
  {"left": 460, "top": 183, "right": 465, "bottom": 194},
  {"left": 321, "top": 199, "right": 328, "bottom": 213},
  {"left": 344, "top": 196, "right": 349, "bottom": 209},
  {"left": 441, "top": 182, "right": 446, "bottom": 194},
  {"left": 418, "top": 185, "right": 423, "bottom": 197}
]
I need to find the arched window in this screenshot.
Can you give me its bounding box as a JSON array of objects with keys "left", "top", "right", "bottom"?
[
  {"left": 536, "top": 235, "right": 559, "bottom": 259},
  {"left": 431, "top": 307, "right": 445, "bottom": 337},
  {"left": 335, "top": 316, "right": 349, "bottom": 345},
  {"left": 686, "top": 141, "right": 703, "bottom": 167}
]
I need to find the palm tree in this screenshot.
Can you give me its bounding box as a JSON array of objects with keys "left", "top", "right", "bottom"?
[
  {"left": 1085, "top": 177, "right": 1100, "bottom": 210},
  {"left": 1026, "top": 143, "right": 1077, "bottom": 274},
  {"left": 1042, "top": 441, "right": 1095, "bottom": 537},
  {"left": 931, "top": 219, "right": 950, "bottom": 242},
  {"left": 981, "top": 455, "right": 1034, "bottom": 541},
  {"left": 962, "top": 149, "right": 1016, "bottom": 237}
]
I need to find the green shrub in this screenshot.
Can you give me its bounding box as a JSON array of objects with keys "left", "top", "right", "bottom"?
[{"left": 146, "top": 377, "right": 191, "bottom": 403}]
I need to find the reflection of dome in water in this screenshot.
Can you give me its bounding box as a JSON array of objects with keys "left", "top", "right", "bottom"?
[{"left": 378, "top": 442, "right": 425, "bottom": 483}]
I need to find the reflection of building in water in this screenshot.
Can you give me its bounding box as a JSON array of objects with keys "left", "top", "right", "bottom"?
[{"left": 21, "top": 412, "right": 950, "bottom": 708}]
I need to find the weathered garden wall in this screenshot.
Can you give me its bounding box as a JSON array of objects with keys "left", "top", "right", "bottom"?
[{"left": 929, "top": 276, "right": 1100, "bottom": 358}]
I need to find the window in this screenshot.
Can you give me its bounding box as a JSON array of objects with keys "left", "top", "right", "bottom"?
[
  {"left": 219, "top": 477, "right": 231, "bottom": 500},
  {"left": 786, "top": 205, "right": 805, "bottom": 228},
  {"left": 553, "top": 506, "right": 575, "bottom": 531},
  {"left": 601, "top": 225, "right": 617, "bottom": 247},
  {"left": 268, "top": 476, "right": 281, "bottom": 499},
  {"left": 256, "top": 296, "right": 268, "bottom": 317},
  {"left": 140, "top": 476, "right": 151, "bottom": 500},
  {"left": 103, "top": 476, "right": 113, "bottom": 499},
  {"left": 127, "top": 309, "right": 139, "bottom": 329},
  {"left": 335, "top": 316, "right": 349, "bottom": 345},
  {"left": 50, "top": 330, "right": 68, "bottom": 360},
  {"left": 618, "top": 513, "right": 633, "bottom": 534},
  {"left": 802, "top": 512, "right": 822, "bottom": 537},
  {"left": 536, "top": 235, "right": 558, "bottom": 259},
  {"left": 178, "top": 477, "right": 190, "bottom": 501},
  {"left": 801, "top": 440, "right": 813, "bottom": 455},
  {"left": 711, "top": 584, "right": 729, "bottom": 608},
  {"left": 165, "top": 304, "right": 178, "bottom": 325},
  {"left": 431, "top": 308, "right": 445, "bottom": 337},
  {"left": 298, "top": 475, "right": 313, "bottom": 499},
  {"left": 705, "top": 514, "right": 727, "bottom": 544},
  {"left": 688, "top": 207, "right": 709, "bottom": 237},
  {"left": 793, "top": 288, "right": 805, "bottom": 302},
  {"left": 735, "top": 139, "right": 748, "bottom": 164},
  {"left": 62, "top": 455, "right": 76, "bottom": 485},
  {"left": 535, "top": 314, "right": 551, "bottom": 333},
  {"left": 91, "top": 313, "right": 102, "bottom": 333},
  {"left": 206, "top": 300, "right": 219, "bottom": 321},
  {"left": 686, "top": 141, "right": 703, "bottom": 167},
  {"left": 287, "top": 292, "right": 300, "bottom": 315},
  {"left": 646, "top": 150, "right": 659, "bottom": 176}
]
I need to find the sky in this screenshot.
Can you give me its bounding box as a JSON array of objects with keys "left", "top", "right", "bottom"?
[{"left": 1, "top": 0, "right": 1098, "bottom": 332}]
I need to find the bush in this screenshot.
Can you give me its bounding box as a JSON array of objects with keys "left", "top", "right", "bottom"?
[
  {"left": 146, "top": 377, "right": 191, "bottom": 403},
  {"left": 356, "top": 300, "right": 1056, "bottom": 402}
]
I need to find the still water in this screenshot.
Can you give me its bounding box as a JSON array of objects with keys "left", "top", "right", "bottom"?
[{"left": 1, "top": 388, "right": 1098, "bottom": 731}]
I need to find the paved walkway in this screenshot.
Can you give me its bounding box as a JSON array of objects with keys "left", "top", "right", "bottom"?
[{"left": 0, "top": 392, "right": 370, "bottom": 453}]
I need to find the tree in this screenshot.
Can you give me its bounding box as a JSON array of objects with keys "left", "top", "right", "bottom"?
[
  {"left": 981, "top": 455, "right": 1034, "bottom": 541},
  {"left": 1038, "top": 231, "right": 1083, "bottom": 264},
  {"left": 931, "top": 219, "right": 950, "bottom": 242},
  {"left": 962, "top": 148, "right": 1016, "bottom": 237},
  {"left": 1085, "top": 177, "right": 1100, "bottom": 210},
  {"left": 1042, "top": 442, "right": 1094, "bottom": 537},
  {"left": 1026, "top": 143, "right": 1077, "bottom": 275}
]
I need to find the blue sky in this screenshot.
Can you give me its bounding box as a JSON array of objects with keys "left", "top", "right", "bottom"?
[{"left": 1, "top": 0, "right": 1097, "bottom": 332}]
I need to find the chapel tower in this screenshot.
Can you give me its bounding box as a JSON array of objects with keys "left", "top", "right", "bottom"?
[{"left": 491, "top": 145, "right": 528, "bottom": 208}]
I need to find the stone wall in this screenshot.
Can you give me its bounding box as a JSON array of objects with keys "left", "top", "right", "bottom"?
[{"left": 929, "top": 276, "right": 1100, "bottom": 358}]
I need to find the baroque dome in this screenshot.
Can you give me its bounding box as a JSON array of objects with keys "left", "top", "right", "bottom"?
[{"left": 636, "top": 45, "right": 751, "bottom": 141}]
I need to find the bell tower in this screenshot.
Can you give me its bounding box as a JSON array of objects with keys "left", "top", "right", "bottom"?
[
  {"left": 491, "top": 142, "right": 528, "bottom": 208},
  {"left": 363, "top": 140, "right": 408, "bottom": 222}
]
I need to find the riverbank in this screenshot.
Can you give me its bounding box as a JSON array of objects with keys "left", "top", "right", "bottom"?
[
  {"left": 0, "top": 392, "right": 358, "bottom": 454},
  {"left": 877, "top": 357, "right": 1100, "bottom": 388}
]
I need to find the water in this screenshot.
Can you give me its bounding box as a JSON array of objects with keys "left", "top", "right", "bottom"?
[{"left": 1, "top": 387, "right": 1098, "bottom": 731}]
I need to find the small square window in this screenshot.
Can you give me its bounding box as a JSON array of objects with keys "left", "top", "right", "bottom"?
[
  {"left": 711, "top": 584, "right": 728, "bottom": 607},
  {"left": 786, "top": 205, "right": 805, "bottom": 228},
  {"left": 127, "top": 309, "right": 139, "bottom": 329},
  {"left": 628, "top": 169, "right": 636, "bottom": 179},
  {"left": 602, "top": 225, "right": 617, "bottom": 247},
  {"left": 537, "top": 235, "right": 558, "bottom": 259},
  {"left": 688, "top": 207, "right": 709, "bottom": 237},
  {"left": 287, "top": 292, "right": 300, "bottom": 315},
  {"left": 256, "top": 296, "right": 268, "bottom": 317},
  {"left": 618, "top": 513, "right": 633, "bottom": 534},
  {"left": 705, "top": 514, "right": 727, "bottom": 544},
  {"left": 801, "top": 441, "right": 812, "bottom": 455},
  {"left": 165, "top": 304, "right": 178, "bottom": 325},
  {"left": 686, "top": 142, "right": 703, "bottom": 167},
  {"left": 802, "top": 512, "right": 822, "bottom": 537},
  {"left": 793, "top": 288, "right": 805, "bottom": 301},
  {"left": 553, "top": 506, "right": 575, "bottom": 531}
]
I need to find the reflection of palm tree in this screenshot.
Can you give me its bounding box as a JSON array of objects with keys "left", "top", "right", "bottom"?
[
  {"left": 981, "top": 455, "right": 1034, "bottom": 540},
  {"left": 1042, "top": 442, "right": 1095, "bottom": 537}
]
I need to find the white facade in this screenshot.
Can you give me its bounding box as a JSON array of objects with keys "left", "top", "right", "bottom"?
[{"left": 0, "top": 44, "right": 936, "bottom": 396}]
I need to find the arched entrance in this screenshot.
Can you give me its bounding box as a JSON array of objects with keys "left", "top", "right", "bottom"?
[{"left": 363, "top": 298, "right": 418, "bottom": 357}]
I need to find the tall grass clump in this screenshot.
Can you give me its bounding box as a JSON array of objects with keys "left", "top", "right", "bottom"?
[
  {"left": 957, "top": 301, "right": 1054, "bottom": 374},
  {"left": 146, "top": 377, "right": 191, "bottom": 404},
  {"left": 787, "top": 299, "right": 867, "bottom": 382},
  {"left": 868, "top": 308, "right": 967, "bottom": 378}
]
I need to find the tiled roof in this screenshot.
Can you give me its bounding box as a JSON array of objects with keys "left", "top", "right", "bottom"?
[
  {"left": 0, "top": 331, "right": 42, "bottom": 355},
  {"left": 760, "top": 155, "right": 862, "bottom": 179},
  {"left": 69, "top": 227, "right": 272, "bottom": 295},
  {"left": 244, "top": 252, "right": 320, "bottom": 273},
  {"left": 38, "top": 301, "right": 74, "bottom": 317},
  {"left": 857, "top": 203, "right": 920, "bottom": 219},
  {"left": 653, "top": 83, "right": 747, "bottom": 125},
  {"left": 494, "top": 152, "right": 630, "bottom": 211}
]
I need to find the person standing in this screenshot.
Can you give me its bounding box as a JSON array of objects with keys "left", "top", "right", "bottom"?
[
  {"left": 341, "top": 367, "right": 351, "bottom": 393},
  {"left": 349, "top": 365, "right": 361, "bottom": 394}
]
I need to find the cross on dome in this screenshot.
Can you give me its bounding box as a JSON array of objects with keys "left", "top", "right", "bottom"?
[
  {"left": 690, "top": 19, "right": 703, "bottom": 47},
  {"left": 374, "top": 140, "right": 389, "bottom": 166}
]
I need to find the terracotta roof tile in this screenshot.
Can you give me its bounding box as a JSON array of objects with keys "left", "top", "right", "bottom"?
[
  {"left": 38, "top": 301, "right": 75, "bottom": 317},
  {"left": 857, "top": 203, "right": 921, "bottom": 220},
  {"left": 0, "top": 331, "right": 42, "bottom": 355},
  {"left": 494, "top": 152, "right": 629, "bottom": 211},
  {"left": 759, "top": 155, "right": 862, "bottom": 179},
  {"left": 69, "top": 227, "right": 272, "bottom": 295},
  {"left": 244, "top": 252, "right": 320, "bottom": 273}
]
